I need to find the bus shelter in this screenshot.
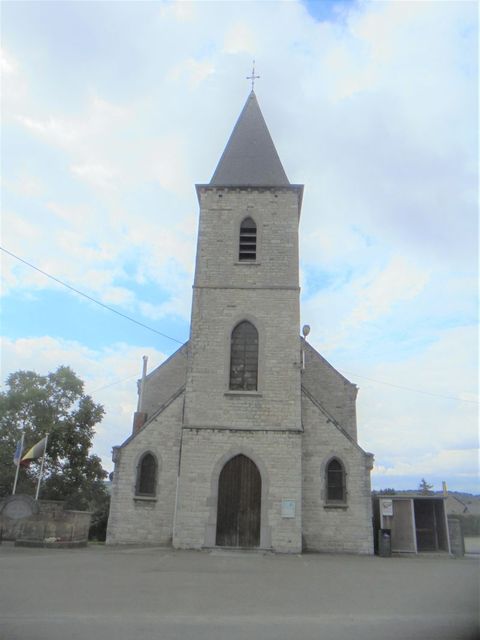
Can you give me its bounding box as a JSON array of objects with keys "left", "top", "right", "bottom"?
[{"left": 373, "top": 495, "right": 451, "bottom": 554}]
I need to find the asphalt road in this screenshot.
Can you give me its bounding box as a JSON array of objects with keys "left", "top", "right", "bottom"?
[{"left": 1, "top": 544, "right": 478, "bottom": 640}]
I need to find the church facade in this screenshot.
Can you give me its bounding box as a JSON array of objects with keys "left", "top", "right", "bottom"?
[{"left": 106, "top": 92, "right": 374, "bottom": 554}]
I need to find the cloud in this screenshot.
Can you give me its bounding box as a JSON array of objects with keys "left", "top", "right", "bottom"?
[
  {"left": 1, "top": 47, "right": 27, "bottom": 109},
  {"left": 301, "top": 254, "right": 432, "bottom": 355},
  {"left": 346, "top": 255, "right": 430, "bottom": 328},
  {"left": 1, "top": 0, "right": 477, "bottom": 491},
  {"left": 223, "top": 22, "right": 257, "bottom": 55},
  {"left": 0, "top": 336, "right": 168, "bottom": 470},
  {"left": 354, "top": 324, "right": 478, "bottom": 485},
  {"left": 70, "top": 163, "right": 117, "bottom": 190},
  {"left": 1, "top": 48, "right": 17, "bottom": 75},
  {"left": 168, "top": 58, "right": 215, "bottom": 89}
]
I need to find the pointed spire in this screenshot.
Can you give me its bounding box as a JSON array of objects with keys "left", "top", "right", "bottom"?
[{"left": 210, "top": 92, "right": 290, "bottom": 187}]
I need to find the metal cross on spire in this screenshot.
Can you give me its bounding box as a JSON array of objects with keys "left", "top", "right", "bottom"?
[{"left": 246, "top": 60, "right": 260, "bottom": 91}]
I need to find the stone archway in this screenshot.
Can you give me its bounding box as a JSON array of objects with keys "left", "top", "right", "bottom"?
[{"left": 215, "top": 454, "right": 261, "bottom": 548}]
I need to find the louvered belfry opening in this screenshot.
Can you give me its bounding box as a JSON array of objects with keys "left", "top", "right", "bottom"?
[
  {"left": 136, "top": 453, "right": 157, "bottom": 496},
  {"left": 216, "top": 454, "right": 261, "bottom": 548},
  {"left": 239, "top": 217, "right": 257, "bottom": 261},
  {"left": 229, "top": 321, "right": 258, "bottom": 390},
  {"left": 326, "top": 458, "right": 345, "bottom": 502}
]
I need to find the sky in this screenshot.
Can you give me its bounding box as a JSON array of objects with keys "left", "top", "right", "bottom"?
[{"left": 1, "top": 0, "right": 478, "bottom": 493}]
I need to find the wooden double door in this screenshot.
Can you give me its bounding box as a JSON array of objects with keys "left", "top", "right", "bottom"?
[{"left": 216, "top": 454, "right": 261, "bottom": 548}]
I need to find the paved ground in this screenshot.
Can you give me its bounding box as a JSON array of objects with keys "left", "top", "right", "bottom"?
[{"left": 0, "top": 544, "right": 478, "bottom": 640}]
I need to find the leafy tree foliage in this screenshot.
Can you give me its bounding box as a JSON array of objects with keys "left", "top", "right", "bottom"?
[
  {"left": 0, "top": 366, "right": 108, "bottom": 516},
  {"left": 418, "top": 478, "right": 434, "bottom": 495}
]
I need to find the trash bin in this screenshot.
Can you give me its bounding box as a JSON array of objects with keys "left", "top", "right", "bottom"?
[{"left": 378, "top": 529, "right": 391, "bottom": 557}]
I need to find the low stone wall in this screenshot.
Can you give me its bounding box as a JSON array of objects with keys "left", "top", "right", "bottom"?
[
  {"left": 0, "top": 496, "right": 91, "bottom": 548},
  {"left": 448, "top": 517, "right": 465, "bottom": 557}
]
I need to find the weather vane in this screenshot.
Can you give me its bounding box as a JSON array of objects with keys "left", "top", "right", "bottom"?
[{"left": 246, "top": 60, "right": 260, "bottom": 91}]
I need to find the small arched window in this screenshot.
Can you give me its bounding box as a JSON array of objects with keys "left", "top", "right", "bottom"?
[
  {"left": 229, "top": 321, "right": 258, "bottom": 391},
  {"left": 136, "top": 452, "right": 157, "bottom": 496},
  {"left": 326, "top": 458, "right": 346, "bottom": 503},
  {"left": 239, "top": 217, "right": 256, "bottom": 261}
]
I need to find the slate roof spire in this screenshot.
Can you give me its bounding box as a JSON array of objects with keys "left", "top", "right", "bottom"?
[{"left": 210, "top": 91, "right": 290, "bottom": 187}]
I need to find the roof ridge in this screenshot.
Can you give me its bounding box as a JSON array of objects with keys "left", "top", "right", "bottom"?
[
  {"left": 301, "top": 384, "right": 370, "bottom": 456},
  {"left": 119, "top": 384, "right": 185, "bottom": 448},
  {"left": 302, "top": 338, "right": 356, "bottom": 387},
  {"left": 144, "top": 341, "right": 188, "bottom": 381}
]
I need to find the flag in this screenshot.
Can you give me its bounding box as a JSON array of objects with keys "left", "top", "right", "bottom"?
[
  {"left": 13, "top": 439, "right": 23, "bottom": 465},
  {"left": 20, "top": 436, "right": 48, "bottom": 466}
]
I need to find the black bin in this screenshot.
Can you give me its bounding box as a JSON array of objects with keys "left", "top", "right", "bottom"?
[{"left": 378, "top": 529, "right": 391, "bottom": 557}]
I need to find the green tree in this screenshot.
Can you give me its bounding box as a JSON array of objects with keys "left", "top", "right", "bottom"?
[
  {"left": 418, "top": 478, "right": 434, "bottom": 495},
  {"left": 0, "top": 366, "right": 108, "bottom": 516}
]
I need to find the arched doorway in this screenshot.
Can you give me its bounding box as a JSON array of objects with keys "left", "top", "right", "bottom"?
[{"left": 216, "top": 454, "right": 261, "bottom": 548}]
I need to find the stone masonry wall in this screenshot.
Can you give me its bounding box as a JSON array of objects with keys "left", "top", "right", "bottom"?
[
  {"left": 301, "top": 392, "right": 374, "bottom": 554},
  {"left": 302, "top": 340, "right": 358, "bottom": 441},
  {"left": 173, "top": 428, "right": 303, "bottom": 553},
  {"left": 184, "top": 287, "right": 302, "bottom": 430},
  {"left": 184, "top": 187, "right": 302, "bottom": 432},
  {"left": 106, "top": 393, "right": 183, "bottom": 545},
  {"left": 193, "top": 188, "right": 300, "bottom": 290}
]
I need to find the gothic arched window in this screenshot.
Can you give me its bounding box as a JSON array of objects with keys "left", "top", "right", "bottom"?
[
  {"left": 229, "top": 321, "right": 258, "bottom": 391},
  {"left": 239, "top": 217, "right": 257, "bottom": 261},
  {"left": 326, "top": 458, "right": 346, "bottom": 503},
  {"left": 136, "top": 452, "right": 157, "bottom": 496}
]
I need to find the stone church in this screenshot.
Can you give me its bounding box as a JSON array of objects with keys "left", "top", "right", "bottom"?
[{"left": 106, "top": 91, "right": 374, "bottom": 554}]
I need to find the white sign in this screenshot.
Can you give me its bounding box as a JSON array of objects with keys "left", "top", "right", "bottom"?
[
  {"left": 381, "top": 499, "right": 393, "bottom": 517},
  {"left": 281, "top": 500, "right": 296, "bottom": 518}
]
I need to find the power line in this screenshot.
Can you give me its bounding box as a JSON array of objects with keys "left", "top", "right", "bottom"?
[
  {"left": 91, "top": 373, "right": 139, "bottom": 393},
  {"left": 1, "top": 246, "right": 185, "bottom": 345},
  {"left": 340, "top": 369, "right": 478, "bottom": 404},
  {"left": 2, "top": 246, "right": 476, "bottom": 404}
]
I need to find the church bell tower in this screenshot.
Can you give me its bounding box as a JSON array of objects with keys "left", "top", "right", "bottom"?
[
  {"left": 174, "top": 91, "right": 304, "bottom": 552},
  {"left": 184, "top": 91, "right": 304, "bottom": 430}
]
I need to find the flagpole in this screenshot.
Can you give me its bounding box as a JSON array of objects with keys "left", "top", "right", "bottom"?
[
  {"left": 12, "top": 433, "right": 25, "bottom": 496},
  {"left": 35, "top": 434, "right": 48, "bottom": 501}
]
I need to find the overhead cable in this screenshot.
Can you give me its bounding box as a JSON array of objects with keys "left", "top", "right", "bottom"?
[{"left": 0, "top": 246, "right": 185, "bottom": 345}]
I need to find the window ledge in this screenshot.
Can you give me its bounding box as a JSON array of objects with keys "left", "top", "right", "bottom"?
[
  {"left": 235, "top": 261, "right": 261, "bottom": 266},
  {"left": 224, "top": 391, "right": 262, "bottom": 397},
  {"left": 324, "top": 503, "right": 348, "bottom": 510},
  {"left": 134, "top": 495, "right": 157, "bottom": 502}
]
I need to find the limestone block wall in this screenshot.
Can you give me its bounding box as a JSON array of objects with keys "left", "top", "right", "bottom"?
[
  {"left": 140, "top": 343, "right": 188, "bottom": 419},
  {"left": 173, "top": 428, "right": 303, "bottom": 553},
  {"left": 302, "top": 340, "right": 358, "bottom": 441},
  {"left": 106, "top": 393, "right": 183, "bottom": 545},
  {"left": 184, "top": 286, "right": 302, "bottom": 430},
  {"left": 184, "top": 186, "right": 303, "bottom": 432},
  {"left": 194, "top": 188, "right": 300, "bottom": 290},
  {"left": 301, "top": 393, "right": 374, "bottom": 554}
]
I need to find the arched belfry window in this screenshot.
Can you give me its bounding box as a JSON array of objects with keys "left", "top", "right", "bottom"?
[
  {"left": 239, "top": 217, "right": 257, "bottom": 261},
  {"left": 229, "top": 321, "right": 258, "bottom": 391},
  {"left": 326, "top": 458, "right": 346, "bottom": 503},
  {"left": 136, "top": 452, "right": 157, "bottom": 496}
]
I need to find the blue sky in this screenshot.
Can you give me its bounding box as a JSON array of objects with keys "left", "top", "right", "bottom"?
[{"left": 1, "top": 0, "right": 478, "bottom": 493}]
